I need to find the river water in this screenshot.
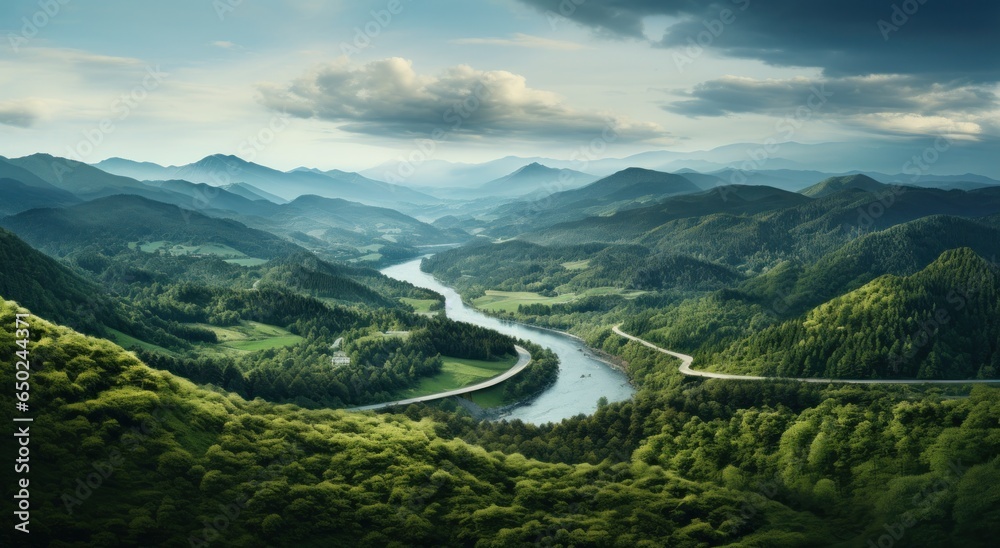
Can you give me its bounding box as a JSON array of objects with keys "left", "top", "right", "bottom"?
[{"left": 380, "top": 257, "right": 635, "bottom": 424}]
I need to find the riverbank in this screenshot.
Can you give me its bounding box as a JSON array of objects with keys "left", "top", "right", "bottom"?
[
  {"left": 380, "top": 257, "right": 634, "bottom": 423},
  {"left": 399, "top": 257, "right": 632, "bottom": 378}
]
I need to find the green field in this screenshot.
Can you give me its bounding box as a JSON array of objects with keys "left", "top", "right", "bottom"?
[
  {"left": 184, "top": 321, "right": 304, "bottom": 353},
  {"left": 400, "top": 297, "right": 441, "bottom": 315},
  {"left": 395, "top": 355, "right": 517, "bottom": 400},
  {"left": 472, "top": 287, "right": 646, "bottom": 313},
  {"left": 225, "top": 335, "right": 303, "bottom": 351},
  {"left": 133, "top": 240, "right": 266, "bottom": 265},
  {"left": 561, "top": 259, "right": 591, "bottom": 270},
  {"left": 106, "top": 328, "right": 177, "bottom": 356},
  {"left": 224, "top": 258, "right": 269, "bottom": 267},
  {"left": 465, "top": 384, "right": 508, "bottom": 408},
  {"left": 473, "top": 290, "right": 576, "bottom": 312}
]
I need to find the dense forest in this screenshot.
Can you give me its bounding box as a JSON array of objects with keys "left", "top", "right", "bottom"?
[
  {"left": 4, "top": 299, "right": 999, "bottom": 546},
  {"left": 711, "top": 248, "right": 1000, "bottom": 379},
  {"left": 425, "top": 209, "right": 1000, "bottom": 384}
]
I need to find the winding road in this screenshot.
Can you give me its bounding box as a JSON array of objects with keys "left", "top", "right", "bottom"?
[
  {"left": 612, "top": 325, "right": 1000, "bottom": 385},
  {"left": 348, "top": 345, "right": 532, "bottom": 411}
]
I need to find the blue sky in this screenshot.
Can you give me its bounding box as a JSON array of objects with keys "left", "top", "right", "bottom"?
[{"left": 1, "top": 0, "right": 997, "bottom": 171}]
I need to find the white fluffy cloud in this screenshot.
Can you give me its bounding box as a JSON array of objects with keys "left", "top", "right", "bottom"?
[{"left": 259, "top": 57, "right": 671, "bottom": 143}]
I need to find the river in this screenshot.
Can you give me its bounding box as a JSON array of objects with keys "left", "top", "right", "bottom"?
[{"left": 380, "top": 257, "right": 635, "bottom": 424}]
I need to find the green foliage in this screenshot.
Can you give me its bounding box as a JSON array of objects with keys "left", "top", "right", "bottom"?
[
  {"left": 0, "top": 194, "right": 302, "bottom": 260},
  {"left": 0, "top": 299, "right": 829, "bottom": 546},
  {"left": 715, "top": 248, "right": 1000, "bottom": 379}
]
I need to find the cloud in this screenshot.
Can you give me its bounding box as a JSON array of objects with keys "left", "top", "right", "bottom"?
[
  {"left": 665, "top": 75, "right": 997, "bottom": 139},
  {"left": 258, "top": 57, "right": 670, "bottom": 143},
  {"left": 0, "top": 99, "right": 45, "bottom": 128},
  {"left": 210, "top": 41, "right": 239, "bottom": 49},
  {"left": 31, "top": 48, "right": 143, "bottom": 68},
  {"left": 850, "top": 113, "right": 983, "bottom": 139},
  {"left": 667, "top": 75, "right": 998, "bottom": 117},
  {"left": 450, "top": 33, "right": 587, "bottom": 51},
  {"left": 518, "top": 0, "right": 1000, "bottom": 82}
]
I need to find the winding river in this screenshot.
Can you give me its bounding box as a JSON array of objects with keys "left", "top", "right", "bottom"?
[{"left": 380, "top": 257, "right": 635, "bottom": 424}]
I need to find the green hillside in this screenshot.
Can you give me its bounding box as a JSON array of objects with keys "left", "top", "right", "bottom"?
[
  {"left": 0, "top": 177, "right": 80, "bottom": 217},
  {"left": 0, "top": 194, "right": 302, "bottom": 260},
  {"left": 799, "top": 174, "right": 888, "bottom": 197},
  {"left": 4, "top": 296, "right": 1000, "bottom": 545},
  {"left": 743, "top": 215, "right": 1000, "bottom": 314},
  {"left": 6, "top": 153, "right": 149, "bottom": 196},
  {"left": 0, "top": 227, "right": 114, "bottom": 334},
  {"left": 715, "top": 248, "right": 1000, "bottom": 379}
]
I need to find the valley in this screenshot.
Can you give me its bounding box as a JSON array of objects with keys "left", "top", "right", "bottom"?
[
  {"left": 8, "top": 3, "right": 1000, "bottom": 544},
  {"left": 4, "top": 148, "right": 1000, "bottom": 547}
]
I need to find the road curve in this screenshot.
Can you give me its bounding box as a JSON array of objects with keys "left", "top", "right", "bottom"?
[
  {"left": 348, "top": 345, "right": 532, "bottom": 411},
  {"left": 612, "top": 325, "right": 1000, "bottom": 385}
]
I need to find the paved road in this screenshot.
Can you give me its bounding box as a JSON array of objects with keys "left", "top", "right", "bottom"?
[
  {"left": 612, "top": 325, "right": 1000, "bottom": 385},
  {"left": 348, "top": 345, "right": 532, "bottom": 411}
]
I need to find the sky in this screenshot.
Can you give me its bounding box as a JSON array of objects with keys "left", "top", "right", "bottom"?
[{"left": 1, "top": 0, "right": 998, "bottom": 172}]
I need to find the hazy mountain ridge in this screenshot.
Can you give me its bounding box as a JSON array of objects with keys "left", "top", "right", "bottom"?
[
  {"left": 0, "top": 177, "right": 81, "bottom": 216},
  {"left": 96, "top": 154, "right": 439, "bottom": 208},
  {"left": 799, "top": 174, "right": 888, "bottom": 197},
  {"left": 0, "top": 194, "right": 303, "bottom": 260}
]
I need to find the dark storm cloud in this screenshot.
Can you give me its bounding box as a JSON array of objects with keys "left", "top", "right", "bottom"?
[
  {"left": 666, "top": 75, "right": 999, "bottom": 117},
  {"left": 522, "top": 0, "right": 1000, "bottom": 82}
]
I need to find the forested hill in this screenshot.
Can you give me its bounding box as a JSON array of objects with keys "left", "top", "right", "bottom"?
[
  {"left": 521, "top": 184, "right": 1000, "bottom": 273},
  {"left": 0, "top": 177, "right": 80, "bottom": 216},
  {"left": 0, "top": 227, "right": 117, "bottom": 334},
  {"left": 739, "top": 215, "right": 1000, "bottom": 315},
  {"left": 4, "top": 296, "right": 1000, "bottom": 545},
  {"left": 0, "top": 194, "right": 303, "bottom": 259},
  {"left": 715, "top": 248, "right": 1000, "bottom": 379},
  {"left": 799, "top": 174, "right": 887, "bottom": 197},
  {"left": 422, "top": 239, "right": 743, "bottom": 296},
  {"left": 544, "top": 167, "right": 701, "bottom": 205},
  {"left": 477, "top": 168, "right": 708, "bottom": 238}
]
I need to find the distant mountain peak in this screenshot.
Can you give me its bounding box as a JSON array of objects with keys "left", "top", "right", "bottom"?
[
  {"left": 194, "top": 153, "right": 246, "bottom": 167},
  {"left": 512, "top": 162, "right": 551, "bottom": 175},
  {"left": 800, "top": 173, "right": 887, "bottom": 198}
]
